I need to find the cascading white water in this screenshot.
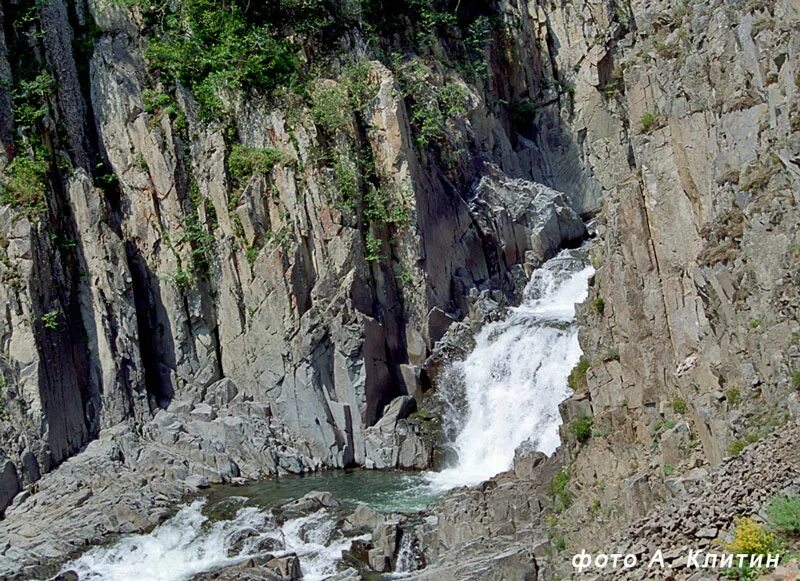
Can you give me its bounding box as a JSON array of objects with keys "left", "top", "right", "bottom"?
[
  {"left": 61, "top": 500, "right": 363, "bottom": 581},
  {"left": 426, "top": 249, "right": 594, "bottom": 491},
  {"left": 391, "top": 530, "right": 421, "bottom": 576}
]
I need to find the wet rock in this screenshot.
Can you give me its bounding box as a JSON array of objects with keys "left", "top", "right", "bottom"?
[
  {"left": 0, "top": 461, "right": 20, "bottom": 517},
  {"left": 275, "top": 491, "right": 338, "bottom": 520},
  {"left": 343, "top": 504, "right": 384, "bottom": 534},
  {"left": 49, "top": 572, "right": 79, "bottom": 581},
  {"left": 363, "top": 396, "right": 432, "bottom": 469},
  {"left": 265, "top": 554, "right": 302, "bottom": 580},
  {"left": 184, "top": 475, "right": 209, "bottom": 490},
  {"left": 341, "top": 538, "right": 373, "bottom": 568},
  {"left": 368, "top": 548, "right": 390, "bottom": 572}
]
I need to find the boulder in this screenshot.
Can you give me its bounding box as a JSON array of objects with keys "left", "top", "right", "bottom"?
[
  {"left": 275, "top": 491, "right": 338, "bottom": 520},
  {"left": 0, "top": 461, "right": 20, "bottom": 516},
  {"left": 368, "top": 548, "right": 390, "bottom": 572},
  {"left": 265, "top": 554, "right": 302, "bottom": 580}
]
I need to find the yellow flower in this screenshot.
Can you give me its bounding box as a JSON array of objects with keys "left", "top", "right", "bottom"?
[{"left": 724, "top": 517, "right": 778, "bottom": 556}]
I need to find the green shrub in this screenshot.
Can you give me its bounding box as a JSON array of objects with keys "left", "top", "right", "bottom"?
[
  {"left": 509, "top": 98, "right": 536, "bottom": 129},
  {"left": 410, "top": 103, "right": 445, "bottom": 148},
  {"left": 364, "top": 232, "right": 381, "bottom": 262},
  {"left": 460, "top": 16, "right": 492, "bottom": 80},
  {"left": 671, "top": 397, "right": 688, "bottom": 414},
  {"left": 173, "top": 268, "right": 194, "bottom": 292},
  {"left": 792, "top": 370, "right": 800, "bottom": 388},
  {"left": 640, "top": 110, "right": 660, "bottom": 133},
  {"left": 651, "top": 418, "right": 676, "bottom": 435},
  {"left": 333, "top": 152, "right": 359, "bottom": 210},
  {"left": 550, "top": 534, "right": 566, "bottom": 551},
  {"left": 603, "top": 80, "right": 618, "bottom": 98},
  {"left": 724, "top": 516, "right": 779, "bottom": 580},
  {"left": 603, "top": 346, "right": 620, "bottom": 362},
  {"left": 41, "top": 309, "right": 60, "bottom": 330},
  {"left": 181, "top": 213, "right": 214, "bottom": 279},
  {"left": 227, "top": 145, "right": 283, "bottom": 185},
  {"left": 589, "top": 297, "right": 605, "bottom": 315},
  {"left": 548, "top": 469, "right": 572, "bottom": 513},
  {"left": 570, "top": 417, "right": 593, "bottom": 444},
  {"left": 437, "top": 82, "right": 469, "bottom": 117},
  {"left": 725, "top": 387, "right": 741, "bottom": 404},
  {"left": 409, "top": 409, "right": 435, "bottom": 421},
  {"left": 311, "top": 83, "right": 351, "bottom": 133},
  {"left": 12, "top": 72, "right": 54, "bottom": 128},
  {"left": 766, "top": 496, "right": 800, "bottom": 535},
  {"left": 141, "top": 89, "right": 186, "bottom": 130},
  {"left": 396, "top": 64, "right": 469, "bottom": 148},
  {"left": 567, "top": 357, "right": 590, "bottom": 391},
  {"left": 0, "top": 154, "right": 48, "bottom": 218},
  {"left": 141, "top": 89, "right": 174, "bottom": 114},
  {"left": 341, "top": 60, "right": 377, "bottom": 110},
  {"left": 728, "top": 432, "right": 760, "bottom": 456},
  {"left": 133, "top": 0, "right": 300, "bottom": 119},
  {"left": 246, "top": 245, "right": 259, "bottom": 267}
]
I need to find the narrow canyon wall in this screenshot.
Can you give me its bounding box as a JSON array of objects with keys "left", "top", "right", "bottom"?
[{"left": 558, "top": 0, "right": 800, "bottom": 551}]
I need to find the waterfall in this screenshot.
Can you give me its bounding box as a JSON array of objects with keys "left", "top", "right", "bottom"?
[
  {"left": 392, "top": 530, "right": 422, "bottom": 575},
  {"left": 426, "top": 249, "right": 594, "bottom": 491}
]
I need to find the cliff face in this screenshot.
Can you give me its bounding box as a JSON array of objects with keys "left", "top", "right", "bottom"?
[
  {"left": 559, "top": 0, "right": 799, "bottom": 550},
  {"left": 0, "top": 0, "right": 595, "bottom": 518}
]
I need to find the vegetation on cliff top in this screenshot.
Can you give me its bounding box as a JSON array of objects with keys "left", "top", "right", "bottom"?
[
  {"left": 123, "top": 0, "right": 493, "bottom": 120},
  {"left": 110, "top": 0, "right": 495, "bottom": 278}
]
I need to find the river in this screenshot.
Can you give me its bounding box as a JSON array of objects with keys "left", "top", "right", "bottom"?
[{"left": 60, "top": 248, "right": 593, "bottom": 580}]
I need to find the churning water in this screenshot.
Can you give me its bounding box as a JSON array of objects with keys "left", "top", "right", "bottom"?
[
  {"left": 426, "top": 249, "right": 594, "bottom": 491},
  {"left": 62, "top": 499, "right": 363, "bottom": 581}
]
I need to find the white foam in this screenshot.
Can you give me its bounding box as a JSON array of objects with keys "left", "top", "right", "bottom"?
[{"left": 61, "top": 501, "right": 362, "bottom": 581}]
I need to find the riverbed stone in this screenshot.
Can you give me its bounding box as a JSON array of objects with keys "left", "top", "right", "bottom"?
[{"left": 276, "top": 490, "right": 338, "bottom": 520}]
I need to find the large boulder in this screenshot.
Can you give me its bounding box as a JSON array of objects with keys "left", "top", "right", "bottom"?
[
  {"left": 363, "top": 397, "right": 432, "bottom": 469},
  {"left": 469, "top": 168, "right": 587, "bottom": 272},
  {"left": 275, "top": 490, "right": 339, "bottom": 521}
]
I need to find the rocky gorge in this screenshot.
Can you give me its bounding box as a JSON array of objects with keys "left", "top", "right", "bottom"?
[{"left": 0, "top": 0, "right": 798, "bottom": 579}]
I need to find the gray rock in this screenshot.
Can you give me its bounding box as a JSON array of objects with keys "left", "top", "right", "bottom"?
[
  {"left": 0, "top": 461, "right": 20, "bottom": 516},
  {"left": 363, "top": 396, "right": 431, "bottom": 469},
  {"left": 265, "top": 554, "right": 301, "bottom": 580},
  {"left": 368, "top": 548, "right": 390, "bottom": 573},
  {"left": 276, "top": 490, "right": 338, "bottom": 520},
  {"left": 184, "top": 474, "right": 209, "bottom": 490}
]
